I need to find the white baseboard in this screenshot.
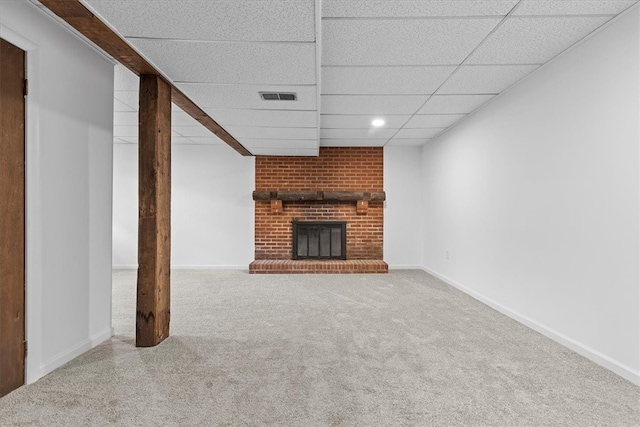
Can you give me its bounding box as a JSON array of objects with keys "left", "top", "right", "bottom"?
[
  {"left": 93, "top": 328, "right": 114, "bottom": 346},
  {"left": 388, "top": 265, "right": 423, "bottom": 270},
  {"left": 112, "top": 265, "right": 249, "bottom": 270},
  {"left": 170, "top": 265, "right": 249, "bottom": 270},
  {"left": 420, "top": 266, "right": 640, "bottom": 386},
  {"left": 34, "top": 327, "right": 113, "bottom": 383}
]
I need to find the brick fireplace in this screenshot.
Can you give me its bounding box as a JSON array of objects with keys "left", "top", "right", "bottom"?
[{"left": 249, "top": 147, "right": 388, "bottom": 274}]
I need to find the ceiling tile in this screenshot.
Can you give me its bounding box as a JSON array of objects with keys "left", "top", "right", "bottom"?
[
  {"left": 118, "top": 110, "right": 221, "bottom": 131},
  {"left": 85, "top": 0, "right": 315, "bottom": 42},
  {"left": 177, "top": 83, "right": 316, "bottom": 110},
  {"left": 322, "top": 95, "right": 428, "bottom": 115},
  {"left": 394, "top": 128, "right": 446, "bottom": 139},
  {"left": 204, "top": 109, "right": 317, "bottom": 128},
  {"left": 181, "top": 137, "right": 225, "bottom": 145},
  {"left": 418, "top": 95, "right": 495, "bottom": 114},
  {"left": 404, "top": 114, "right": 466, "bottom": 128},
  {"left": 321, "top": 66, "right": 455, "bottom": 95},
  {"left": 439, "top": 64, "right": 539, "bottom": 94},
  {"left": 320, "top": 128, "right": 397, "bottom": 139},
  {"left": 129, "top": 39, "right": 316, "bottom": 85},
  {"left": 172, "top": 111, "right": 202, "bottom": 127},
  {"left": 172, "top": 136, "right": 204, "bottom": 145},
  {"left": 113, "top": 125, "right": 138, "bottom": 137},
  {"left": 467, "top": 16, "right": 610, "bottom": 64},
  {"left": 100, "top": 0, "right": 635, "bottom": 160},
  {"left": 322, "top": 0, "right": 518, "bottom": 17},
  {"left": 116, "top": 131, "right": 182, "bottom": 140},
  {"left": 241, "top": 139, "right": 317, "bottom": 149},
  {"left": 514, "top": 0, "right": 638, "bottom": 16},
  {"left": 225, "top": 126, "right": 317, "bottom": 140},
  {"left": 119, "top": 134, "right": 192, "bottom": 144},
  {"left": 321, "top": 115, "right": 411, "bottom": 129},
  {"left": 113, "top": 90, "right": 182, "bottom": 113},
  {"left": 320, "top": 139, "right": 387, "bottom": 147},
  {"left": 386, "top": 138, "right": 431, "bottom": 146},
  {"left": 114, "top": 99, "right": 135, "bottom": 112},
  {"left": 322, "top": 18, "right": 501, "bottom": 66},
  {"left": 249, "top": 147, "right": 319, "bottom": 156},
  {"left": 114, "top": 91, "right": 138, "bottom": 110},
  {"left": 115, "top": 136, "right": 138, "bottom": 144},
  {"left": 114, "top": 65, "right": 138, "bottom": 91},
  {"left": 114, "top": 111, "right": 138, "bottom": 126},
  {"left": 173, "top": 125, "right": 219, "bottom": 138}
]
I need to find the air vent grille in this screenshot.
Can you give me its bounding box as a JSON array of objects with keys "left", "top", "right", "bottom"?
[{"left": 260, "top": 92, "right": 297, "bottom": 101}]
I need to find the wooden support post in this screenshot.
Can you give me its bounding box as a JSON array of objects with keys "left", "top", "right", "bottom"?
[{"left": 136, "top": 75, "right": 171, "bottom": 347}]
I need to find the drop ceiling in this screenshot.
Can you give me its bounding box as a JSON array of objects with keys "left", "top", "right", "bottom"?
[{"left": 83, "top": 0, "right": 639, "bottom": 156}]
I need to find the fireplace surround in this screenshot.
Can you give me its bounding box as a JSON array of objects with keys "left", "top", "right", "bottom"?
[{"left": 249, "top": 147, "right": 388, "bottom": 274}]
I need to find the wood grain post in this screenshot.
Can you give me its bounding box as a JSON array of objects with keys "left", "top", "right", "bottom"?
[{"left": 136, "top": 75, "right": 171, "bottom": 347}]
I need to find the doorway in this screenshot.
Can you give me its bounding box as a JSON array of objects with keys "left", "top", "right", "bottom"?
[{"left": 0, "top": 38, "right": 26, "bottom": 397}]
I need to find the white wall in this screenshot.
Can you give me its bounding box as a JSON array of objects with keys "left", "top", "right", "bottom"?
[
  {"left": 113, "top": 143, "right": 255, "bottom": 268},
  {"left": 116, "top": 144, "right": 419, "bottom": 269},
  {"left": 116, "top": 144, "right": 423, "bottom": 269},
  {"left": 0, "top": 0, "right": 114, "bottom": 383},
  {"left": 384, "top": 146, "right": 422, "bottom": 268},
  {"left": 421, "top": 8, "right": 639, "bottom": 384}
]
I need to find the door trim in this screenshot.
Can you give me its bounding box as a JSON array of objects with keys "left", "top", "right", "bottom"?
[
  {"left": 0, "top": 37, "right": 26, "bottom": 396},
  {"left": 0, "top": 23, "right": 42, "bottom": 384}
]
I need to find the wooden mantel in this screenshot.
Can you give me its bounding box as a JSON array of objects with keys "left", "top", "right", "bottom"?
[
  {"left": 252, "top": 190, "right": 386, "bottom": 202},
  {"left": 253, "top": 190, "right": 385, "bottom": 215}
]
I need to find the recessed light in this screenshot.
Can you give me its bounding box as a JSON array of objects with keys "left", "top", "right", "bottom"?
[{"left": 371, "top": 118, "right": 385, "bottom": 127}]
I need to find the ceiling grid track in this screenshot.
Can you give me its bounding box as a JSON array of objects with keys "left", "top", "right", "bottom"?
[
  {"left": 382, "top": 0, "right": 526, "bottom": 146},
  {"left": 314, "top": 0, "right": 323, "bottom": 156},
  {"left": 36, "top": 0, "right": 639, "bottom": 154},
  {"left": 37, "top": 0, "right": 252, "bottom": 155}
]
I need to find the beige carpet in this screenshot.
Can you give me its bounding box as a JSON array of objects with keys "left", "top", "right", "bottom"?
[{"left": 1, "top": 269, "right": 638, "bottom": 426}]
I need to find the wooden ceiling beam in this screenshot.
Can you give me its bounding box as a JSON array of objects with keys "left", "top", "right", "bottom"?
[{"left": 39, "top": 0, "right": 252, "bottom": 156}]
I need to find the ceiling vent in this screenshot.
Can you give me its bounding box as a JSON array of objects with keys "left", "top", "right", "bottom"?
[{"left": 260, "top": 92, "right": 297, "bottom": 101}]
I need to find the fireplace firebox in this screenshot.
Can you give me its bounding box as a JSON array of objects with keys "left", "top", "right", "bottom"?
[{"left": 292, "top": 221, "right": 346, "bottom": 260}]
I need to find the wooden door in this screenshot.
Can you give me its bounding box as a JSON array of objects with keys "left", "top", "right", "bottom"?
[{"left": 0, "top": 38, "right": 26, "bottom": 397}]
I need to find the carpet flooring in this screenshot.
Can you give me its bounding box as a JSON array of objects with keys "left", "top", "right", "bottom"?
[{"left": 1, "top": 269, "right": 638, "bottom": 426}]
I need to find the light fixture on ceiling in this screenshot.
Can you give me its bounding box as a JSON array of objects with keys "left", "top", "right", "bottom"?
[{"left": 371, "top": 118, "right": 385, "bottom": 127}]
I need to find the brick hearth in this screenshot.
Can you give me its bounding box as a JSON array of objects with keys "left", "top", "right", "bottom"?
[
  {"left": 249, "top": 260, "right": 388, "bottom": 274},
  {"left": 250, "top": 147, "right": 387, "bottom": 274}
]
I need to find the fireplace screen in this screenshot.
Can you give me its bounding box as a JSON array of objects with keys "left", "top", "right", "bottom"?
[{"left": 292, "top": 221, "right": 346, "bottom": 260}]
